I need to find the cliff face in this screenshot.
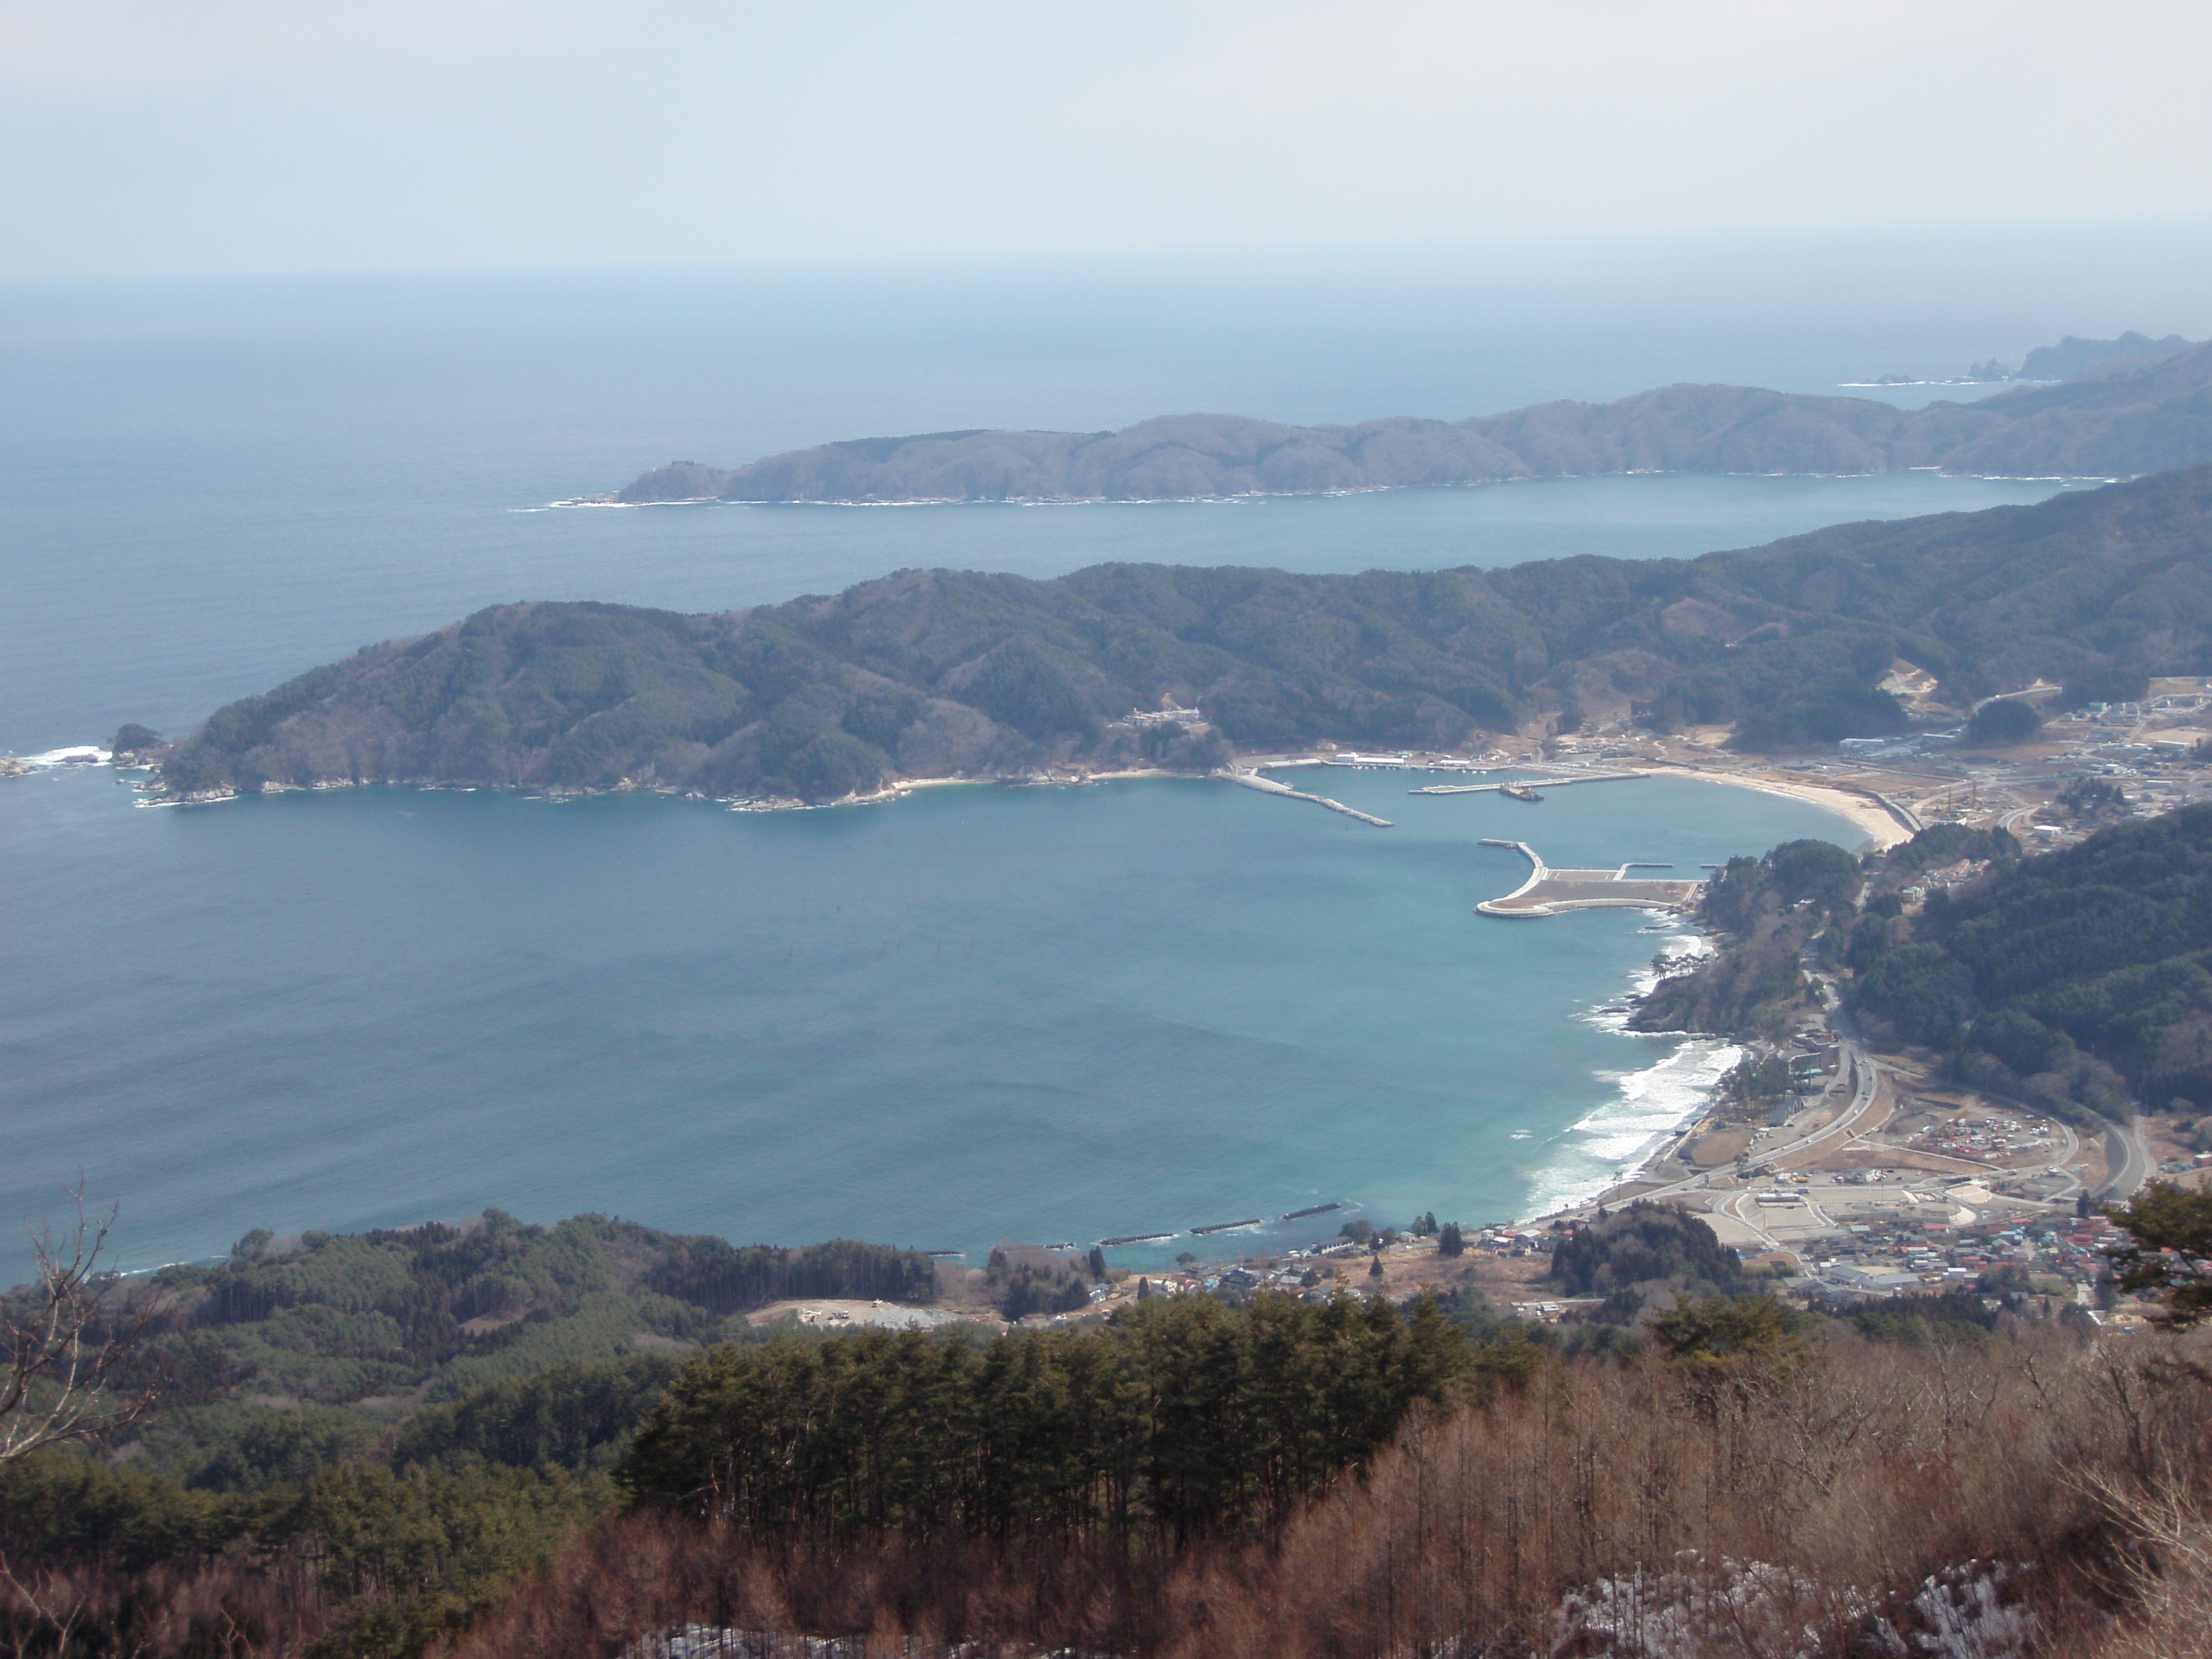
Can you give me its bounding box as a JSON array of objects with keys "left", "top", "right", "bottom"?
[{"left": 616, "top": 344, "right": 2212, "bottom": 504}]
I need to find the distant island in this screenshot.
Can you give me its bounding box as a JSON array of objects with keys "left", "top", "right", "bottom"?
[
  {"left": 146, "top": 463, "right": 2212, "bottom": 804},
  {"left": 605, "top": 334, "right": 2209, "bottom": 505}
]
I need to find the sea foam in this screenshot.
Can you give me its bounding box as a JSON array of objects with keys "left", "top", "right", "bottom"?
[{"left": 1518, "top": 919, "right": 1737, "bottom": 1220}]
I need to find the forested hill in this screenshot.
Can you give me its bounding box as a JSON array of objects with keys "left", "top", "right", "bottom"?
[
  {"left": 1636, "top": 805, "right": 2212, "bottom": 1122},
  {"left": 1849, "top": 805, "right": 2212, "bottom": 1122},
  {"left": 63, "top": 1211, "right": 937, "bottom": 1489},
  {"left": 615, "top": 339, "right": 2212, "bottom": 503},
  {"left": 155, "top": 464, "right": 2212, "bottom": 804}
]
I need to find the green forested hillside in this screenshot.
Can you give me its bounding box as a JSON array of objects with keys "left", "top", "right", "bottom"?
[
  {"left": 152, "top": 465, "right": 2212, "bottom": 802},
  {"left": 1847, "top": 804, "right": 2212, "bottom": 1117},
  {"left": 624, "top": 1294, "right": 1481, "bottom": 1542},
  {"left": 1639, "top": 805, "right": 2212, "bottom": 1121},
  {"left": 0, "top": 1214, "right": 940, "bottom": 1658},
  {"left": 99, "top": 1211, "right": 935, "bottom": 1489},
  {"left": 1630, "top": 837, "right": 1868, "bottom": 1038}
]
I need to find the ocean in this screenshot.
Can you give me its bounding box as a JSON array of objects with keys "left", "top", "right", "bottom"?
[{"left": 4, "top": 227, "right": 2205, "bottom": 1273}]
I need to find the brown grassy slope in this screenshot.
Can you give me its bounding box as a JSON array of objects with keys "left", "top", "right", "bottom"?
[{"left": 442, "top": 1326, "right": 2212, "bottom": 1659}]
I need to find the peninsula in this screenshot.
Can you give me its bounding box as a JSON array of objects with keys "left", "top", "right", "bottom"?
[
  {"left": 608, "top": 334, "right": 2210, "bottom": 505},
  {"left": 149, "top": 463, "right": 2212, "bottom": 805}
]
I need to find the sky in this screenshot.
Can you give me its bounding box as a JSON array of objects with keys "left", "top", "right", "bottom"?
[{"left": 3, "top": 0, "right": 2211, "bottom": 279}]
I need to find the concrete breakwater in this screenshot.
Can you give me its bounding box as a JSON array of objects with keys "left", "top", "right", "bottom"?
[
  {"left": 1411, "top": 768, "right": 1647, "bottom": 796},
  {"left": 1228, "top": 770, "right": 1394, "bottom": 827},
  {"left": 1476, "top": 839, "right": 1703, "bottom": 918}
]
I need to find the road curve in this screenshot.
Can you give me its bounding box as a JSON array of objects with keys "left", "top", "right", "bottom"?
[{"left": 2088, "top": 1109, "right": 2153, "bottom": 1200}]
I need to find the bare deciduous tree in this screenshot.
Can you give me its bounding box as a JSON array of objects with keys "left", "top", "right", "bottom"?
[{"left": 2, "top": 1187, "right": 160, "bottom": 1466}]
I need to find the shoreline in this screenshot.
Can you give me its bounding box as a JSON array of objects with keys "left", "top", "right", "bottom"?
[
  {"left": 1657, "top": 766, "right": 1911, "bottom": 849},
  {"left": 1513, "top": 919, "right": 1735, "bottom": 1224},
  {"left": 140, "top": 764, "right": 1219, "bottom": 811},
  {"left": 1499, "top": 760, "right": 1909, "bottom": 1220},
  {"left": 130, "top": 752, "right": 1918, "bottom": 840},
  {"left": 563, "top": 468, "right": 2118, "bottom": 513},
  {"left": 93, "top": 750, "right": 1869, "bottom": 1241}
]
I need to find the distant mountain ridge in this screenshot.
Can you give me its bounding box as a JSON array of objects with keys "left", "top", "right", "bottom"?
[
  {"left": 614, "top": 340, "right": 2212, "bottom": 505},
  {"left": 2018, "top": 331, "right": 2201, "bottom": 381},
  {"left": 156, "top": 464, "right": 2212, "bottom": 804}
]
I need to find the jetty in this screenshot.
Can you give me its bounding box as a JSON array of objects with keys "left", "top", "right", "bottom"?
[
  {"left": 1411, "top": 767, "right": 1646, "bottom": 796},
  {"left": 1476, "top": 840, "right": 1703, "bottom": 918},
  {"left": 1227, "top": 769, "right": 1393, "bottom": 827}
]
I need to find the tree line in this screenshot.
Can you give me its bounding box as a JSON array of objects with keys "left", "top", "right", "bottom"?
[{"left": 623, "top": 1294, "right": 1480, "bottom": 1547}]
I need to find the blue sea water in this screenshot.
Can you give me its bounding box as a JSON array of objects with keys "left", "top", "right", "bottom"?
[
  {"left": 3, "top": 766, "right": 1848, "bottom": 1272},
  {"left": 3, "top": 229, "right": 2203, "bottom": 1272}
]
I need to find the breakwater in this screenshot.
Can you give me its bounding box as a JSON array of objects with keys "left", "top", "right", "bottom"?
[
  {"left": 1412, "top": 769, "right": 1646, "bottom": 796},
  {"left": 1229, "top": 770, "right": 1394, "bottom": 827},
  {"left": 1095, "top": 1203, "right": 1345, "bottom": 1255},
  {"left": 1476, "top": 839, "right": 1703, "bottom": 918}
]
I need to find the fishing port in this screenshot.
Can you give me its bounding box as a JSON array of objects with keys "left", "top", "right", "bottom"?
[{"left": 1475, "top": 840, "right": 1704, "bottom": 918}]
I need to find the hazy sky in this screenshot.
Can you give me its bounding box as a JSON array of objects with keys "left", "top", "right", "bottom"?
[{"left": 5, "top": 0, "right": 2210, "bottom": 279}]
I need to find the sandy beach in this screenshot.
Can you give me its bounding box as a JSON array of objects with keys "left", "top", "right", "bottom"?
[
  {"left": 836, "top": 759, "right": 1913, "bottom": 853},
  {"left": 1663, "top": 766, "right": 1911, "bottom": 849}
]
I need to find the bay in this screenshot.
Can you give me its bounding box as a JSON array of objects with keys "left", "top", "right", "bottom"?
[
  {"left": 4, "top": 232, "right": 2198, "bottom": 1271},
  {"left": 3, "top": 764, "right": 1850, "bottom": 1273}
]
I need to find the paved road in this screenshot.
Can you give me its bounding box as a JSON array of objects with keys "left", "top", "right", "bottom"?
[
  {"left": 1566, "top": 964, "right": 2141, "bottom": 1223},
  {"left": 1601, "top": 1036, "right": 1882, "bottom": 1215},
  {"left": 1718, "top": 1189, "right": 1787, "bottom": 1252},
  {"left": 2089, "top": 1109, "right": 2153, "bottom": 1200},
  {"left": 2047, "top": 1119, "right": 2083, "bottom": 1197},
  {"left": 1744, "top": 1041, "right": 1883, "bottom": 1173}
]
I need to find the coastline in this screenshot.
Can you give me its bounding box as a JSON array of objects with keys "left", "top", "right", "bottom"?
[
  {"left": 141, "top": 764, "right": 1215, "bottom": 811},
  {"left": 1658, "top": 766, "right": 1910, "bottom": 849},
  {"left": 1504, "top": 758, "right": 1901, "bottom": 1220},
  {"left": 588, "top": 465, "right": 2126, "bottom": 513},
  {"left": 1516, "top": 918, "right": 1733, "bottom": 1223},
  {"left": 133, "top": 751, "right": 1919, "bottom": 838}
]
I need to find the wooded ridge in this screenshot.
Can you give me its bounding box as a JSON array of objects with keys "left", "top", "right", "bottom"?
[
  {"left": 1633, "top": 806, "right": 2212, "bottom": 1124},
  {"left": 152, "top": 464, "right": 2212, "bottom": 804},
  {"left": 614, "top": 338, "right": 2212, "bottom": 503}
]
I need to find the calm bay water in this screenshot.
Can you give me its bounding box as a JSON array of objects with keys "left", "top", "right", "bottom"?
[
  {"left": 3, "top": 234, "right": 2199, "bottom": 1269},
  {"left": 4, "top": 765, "right": 1849, "bottom": 1271}
]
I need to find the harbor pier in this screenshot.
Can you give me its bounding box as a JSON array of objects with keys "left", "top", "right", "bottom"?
[{"left": 1476, "top": 839, "right": 1703, "bottom": 917}]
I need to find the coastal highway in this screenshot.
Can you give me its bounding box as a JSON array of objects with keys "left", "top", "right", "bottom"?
[
  {"left": 1572, "top": 957, "right": 2147, "bottom": 1223},
  {"left": 1737, "top": 1043, "right": 1885, "bottom": 1176},
  {"left": 1603, "top": 1041, "right": 1883, "bottom": 1214},
  {"left": 2088, "top": 1108, "right": 2153, "bottom": 1200}
]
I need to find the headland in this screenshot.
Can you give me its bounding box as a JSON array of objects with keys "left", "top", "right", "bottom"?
[
  {"left": 124, "top": 465, "right": 2212, "bottom": 819},
  {"left": 595, "top": 335, "right": 2209, "bottom": 507}
]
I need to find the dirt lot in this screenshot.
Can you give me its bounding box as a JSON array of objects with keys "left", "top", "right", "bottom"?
[{"left": 1688, "top": 1127, "right": 1753, "bottom": 1168}]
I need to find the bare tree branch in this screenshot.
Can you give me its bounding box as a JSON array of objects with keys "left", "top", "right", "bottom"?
[{"left": 1, "top": 1185, "right": 161, "bottom": 1465}]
